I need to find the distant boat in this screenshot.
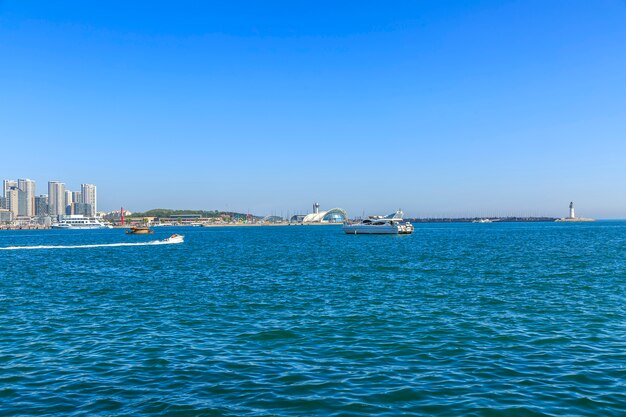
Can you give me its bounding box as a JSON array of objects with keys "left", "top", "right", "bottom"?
[
  {"left": 343, "top": 210, "right": 414, "bottom": 235},
  {"left": 126, "top": 226, "right": 154, "bottom": 235},
  {"left": 472, "top": 218, "right": 492, "bottom": 223},
  {"left": 51, "top": 215, "right": 112, "bottom": 230}
]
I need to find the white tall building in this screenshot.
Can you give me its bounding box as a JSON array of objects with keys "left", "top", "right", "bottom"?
[
  {"left": 5, "top": 186, "right": 19, "bottom": 219},
  {"left": 65, "top": 190, "right": 73, "bottom": 215},
  {"left": 569, "top": 202, "right": 575, "bottom": 219},
  {"left": 3, "top": 180, "right": 18, "bottom": 219},
  {"left": 17, "top": 178, "right": 36, "bottom": 217},
  {"left": 3, "top": 179, "right": 17, "bottom": 198},
  {"left": 48, "top": 181, "right": 66, "bottom": 217},
  {"left": 81, "top": 184, "right": 97, "bottom": 216}
]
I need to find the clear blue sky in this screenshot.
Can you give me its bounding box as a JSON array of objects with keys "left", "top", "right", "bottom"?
[{"left": 1, "top": 1, "right": 625, "bottom": 218}]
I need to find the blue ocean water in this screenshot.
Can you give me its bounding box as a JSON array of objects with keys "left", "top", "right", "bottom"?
[{"left": 1, "top": 222, "right": 626, "bottom": 416}]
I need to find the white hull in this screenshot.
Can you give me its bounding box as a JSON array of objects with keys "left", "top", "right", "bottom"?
[
  {"left": 343, "top": 224, "right": 405, "bottom": 234},
  {"left": 343, "top": 210, "right": 414, "bottom": 235},
  {"left": 51, "top": 225, "right": 109, "bottom": 230},
  {"left": 163, "top": 234, "right": 184, "bottom": 244},
  {"left": 51, "top": 215, "right": 111, "bottom": 230}
]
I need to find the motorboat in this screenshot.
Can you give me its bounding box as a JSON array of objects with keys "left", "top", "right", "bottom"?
[
  {"left": 472, "top": 218, "right": 493, "bottom": 223},
  {"left": 343, "top": 210, "right": 414, "bottom": 235},
  {"left": 51, "top": 215, "right": 112, "bottom": 229},
  {"left": 163, "top": 234, "right": 184, "bottom": 244},
  {"left": 126, "top": 226, "right": 154, "bottom": 234}
]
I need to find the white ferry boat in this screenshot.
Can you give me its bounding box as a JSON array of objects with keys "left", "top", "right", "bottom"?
[
  {"left": 343, "top": 210, "right": 414, "bottom": 235},
  {"left": 51, "top": 215, "right": 112, "bottom": 230}
]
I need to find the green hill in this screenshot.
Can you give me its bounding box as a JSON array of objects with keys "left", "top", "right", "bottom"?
[{"left": 129, "top": 209, "right": 252, "bottom": 219}]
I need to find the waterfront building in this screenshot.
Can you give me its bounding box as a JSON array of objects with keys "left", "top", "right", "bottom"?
[
  {"left": 3, "top": 179, "right": 18, "bottom": 214},
  {"left": 81, "top": 184, "right": 97, "bottom": 217},
  {"left": 0, "top": 208, "right": 12, "bottom": 222},
  {"left": 17, "top": 189, "right": 28, "bottom": 216},
  {"left": 569, "top": 202, "right": 575, "bottom": 219},
  {"left": 63, "top": 190, "right": 84, "bottom": 215},
  {"left": 17, "top": 179, "right": 36, "bottom": 217},
  {"left": 4, "top": 186, "right": 19, "bottom": 219},
  {"left": 48, "top": 181, "right": 66, "bottom": 218},
  {"left": 2, "top": 179, "right": 17, "bottom": 198},
  {"left": 301, "top": 203, "right": 348, "bottom": 223},
  {"left": 73, "top": 203, "right": 92, "bottom": 216},
  {"left": 289, "top": 214, "right": 306, "bottom": 223},
  {"left": 35, "top": 195, "right": 48, "bottom": 216},
  {"left": 0, "top": 196, "right": 5, "bottom": 209},
  {"left": 65, "top": 190, "right": 75, "bottom": 215}
]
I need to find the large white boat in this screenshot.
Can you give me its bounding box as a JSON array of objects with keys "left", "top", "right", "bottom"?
[
  {"left": 343, "top": 210, "right": 414, "bottom": 235},
  {"left": 51, "top": 215, "right": 112, "bottom": 230}
]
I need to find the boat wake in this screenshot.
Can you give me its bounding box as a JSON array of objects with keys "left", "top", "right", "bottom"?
[{"left": 0, "top": 240, "right": 181, "bottom": 251}]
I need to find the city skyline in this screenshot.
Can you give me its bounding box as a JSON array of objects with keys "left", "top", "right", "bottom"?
[
  {"left": 2, "top": 2, "right": 626, "bottom": 218},
  {"left": 0, "top": 175, "right": 609, "bottom": 220},
  {"left": 1, "top": 178, "right": 97, "bottom": 220}
]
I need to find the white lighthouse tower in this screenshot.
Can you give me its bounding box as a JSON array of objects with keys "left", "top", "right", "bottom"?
[{"left": 557, "top": 201, "right": 593, "bottom": 222}]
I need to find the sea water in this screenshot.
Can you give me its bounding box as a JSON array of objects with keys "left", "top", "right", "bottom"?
[{"left": 1, "top": 222, "right": 626, "bottom": 416}]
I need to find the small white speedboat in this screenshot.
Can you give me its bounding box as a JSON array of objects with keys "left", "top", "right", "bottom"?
[{"left": 163, "top": 234, "right": 184, "bottom": 244}]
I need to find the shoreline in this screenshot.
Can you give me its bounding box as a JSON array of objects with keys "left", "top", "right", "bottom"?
[{"left": 0, "top": 218, "right": 613, "bottom": 231}]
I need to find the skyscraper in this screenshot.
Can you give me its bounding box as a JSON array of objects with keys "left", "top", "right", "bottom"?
[
  {"left": 17, "top": 178, "right": 35, "bottom": 217},
  {"left": 35, "top": 195, "right": 48, "bottom": 216},
  {"left": 81, "top": 184, "right": 97, "bottom": 216},
  {"left": 1, "top": 179, "right": 17, "bottom": 211},
  {"left": 48, "top": 181, "right": 66, "bottom": 217},
  {"left": 64, "top": 190, "right": 73, "bottom": 215},
  {"left": 3, "top": 179, "right": 17, "bottom": 198},
  {"left": 5, "top": 186, "right": 19, "bottom": 219}
]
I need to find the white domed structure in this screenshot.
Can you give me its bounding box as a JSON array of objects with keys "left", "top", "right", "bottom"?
[{"left": 302, "top": 207, "right": 348, "bottom": 223}]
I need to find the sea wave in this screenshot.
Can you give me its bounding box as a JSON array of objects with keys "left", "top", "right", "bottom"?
[{"left": 0, "top": 240, "right": 179, "bottom": 250}]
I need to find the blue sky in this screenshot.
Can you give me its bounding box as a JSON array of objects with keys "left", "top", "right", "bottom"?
[{"left": 1, "top": 1, "right": 625, "bottom": 218}]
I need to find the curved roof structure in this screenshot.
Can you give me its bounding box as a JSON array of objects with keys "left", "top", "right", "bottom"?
[{"left": 302, "top": 208, "right": 348, "bottom": 223}]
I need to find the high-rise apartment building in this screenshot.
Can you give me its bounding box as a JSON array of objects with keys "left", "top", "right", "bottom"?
[
  {"left": 81, "top": 184, "right": 97, "bottom": 216},
  {"left": 17, "top": 178, "right": 36, "bottom": 217},
  {"left": 35, "top": 195, "right": 48, "bottom": 216},
  {"left": 48, "top": 181, "right": 66, "bottom": 217},
  {"left": 63, "top": 190, "right": 85, "bottom": 215},
  {"left": 3, "top": 180, "right": 17, "bottom": 198},
  {"left": 64, "top": 190, "right": 73, "bottom": 214},
  {"left": 5, "top": 186, "right": 19, "bottom": 219}
]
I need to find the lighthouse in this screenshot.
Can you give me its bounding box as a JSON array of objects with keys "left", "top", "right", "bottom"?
[{"left": 557, "top": 201, "right": 594, "bottom": 222}]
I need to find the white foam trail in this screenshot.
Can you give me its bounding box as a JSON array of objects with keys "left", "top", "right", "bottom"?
[{"left": 0, "top": 240, "right": 181, "bottom": 250}]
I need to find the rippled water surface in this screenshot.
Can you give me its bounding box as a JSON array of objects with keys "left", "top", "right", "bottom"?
[{"left": 2, "top": 222, "right": 626, "bottom": 416}]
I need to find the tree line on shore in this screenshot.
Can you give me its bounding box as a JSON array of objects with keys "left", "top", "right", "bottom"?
[{"left": 128, "top": 209, "right": 251, "bottom": 219}]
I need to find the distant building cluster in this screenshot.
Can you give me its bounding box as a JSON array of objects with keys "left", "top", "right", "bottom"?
[{"left": 0, "top": 179, "right": 97, "bottom": 224}]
